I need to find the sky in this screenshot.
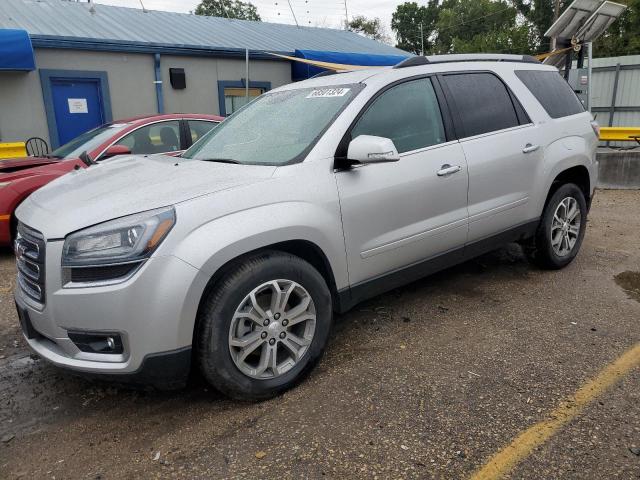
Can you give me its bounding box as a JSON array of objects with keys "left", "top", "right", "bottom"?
[{"left": 92, "top": 0, "right": 397, "bottom": 39}]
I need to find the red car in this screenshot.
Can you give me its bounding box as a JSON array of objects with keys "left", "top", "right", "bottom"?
[{"left": 0, "top": 113, "right": 222, "bottom": 246}]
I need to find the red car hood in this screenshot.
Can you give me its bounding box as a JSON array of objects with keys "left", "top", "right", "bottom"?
[
  {"left": 0, "top": 158, "right": 82, "bottom": 182},
  {"left": 0, "top": 156, "right": 60, "bottom": 173}
]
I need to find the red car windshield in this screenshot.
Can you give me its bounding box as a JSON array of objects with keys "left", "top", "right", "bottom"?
[{"left": 49, "top": 123, "right": 130, "bottom": 159}]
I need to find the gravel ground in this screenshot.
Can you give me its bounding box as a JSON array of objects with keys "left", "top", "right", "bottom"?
[{"left": 0, "top": 189, "right": 639, "bottom": 479}]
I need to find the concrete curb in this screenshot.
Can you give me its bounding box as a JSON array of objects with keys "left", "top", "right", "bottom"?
[{"left": 596, "top": 149, "right": 640, "bottom": 189}]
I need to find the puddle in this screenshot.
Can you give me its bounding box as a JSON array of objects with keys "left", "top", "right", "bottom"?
[{"left": 614, "top": 271, "right": 640, "bottom": 302}]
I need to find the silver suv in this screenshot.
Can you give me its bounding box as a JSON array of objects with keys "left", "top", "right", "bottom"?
[{"left": 14, "top": 54, "right": 598, "bottom": 399}]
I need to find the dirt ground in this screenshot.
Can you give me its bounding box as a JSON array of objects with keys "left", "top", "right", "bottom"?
[{"left": 0, "top": 189, "right": 639, "bottom": 479}]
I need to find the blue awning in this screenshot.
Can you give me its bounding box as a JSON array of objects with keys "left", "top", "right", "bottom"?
[
  {"left": 0, "top": 29, "right": 35, "bottom": 71},
  {"left": 292, "top": 49, "right": 409, "bottom": 81}
]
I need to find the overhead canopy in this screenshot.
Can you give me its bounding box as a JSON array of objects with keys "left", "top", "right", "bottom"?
[
  {"left": 0, "top": 29, "right": 35, "bottom": 71},
  {"left": 292, "top": 49, "right": 409, "bottom": 81}
]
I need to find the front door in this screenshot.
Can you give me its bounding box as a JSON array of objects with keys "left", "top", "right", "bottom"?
[
  {"left": 51, "top": 78, "right": 105, "bottom": 146},
  {"left": 336, "top": 77, "right": 469, "bottom": 289}
]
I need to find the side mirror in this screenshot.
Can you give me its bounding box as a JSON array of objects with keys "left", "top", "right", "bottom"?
[
  {"left": 101, "top": 144, "right": 131, "bottom": 160},
  {"left": 347, "top": 135, "right": 400, "bottom": 164}
]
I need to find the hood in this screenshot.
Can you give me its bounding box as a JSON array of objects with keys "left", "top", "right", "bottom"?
[
  {"left": 0, "top": 158, "right": 81, "bottom": 183},
  {"left": 17, "top": 154, "right": 277, "bottom": 239},
  {"left": 0, "top": 156, "right": 59, "bottom": 174}
]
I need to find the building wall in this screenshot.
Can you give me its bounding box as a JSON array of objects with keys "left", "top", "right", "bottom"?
[
  {"left": 0, "top": 48, "right": 292, "bottom": 147},
  {"left": 161, "top": 55, "right": 291, "bottom": 115},
  {"left": 587, "top": 55, "right": 640, "bottom": 148},
  {"left": 0, "top": 70, "right": 49, "bottom": 145}
]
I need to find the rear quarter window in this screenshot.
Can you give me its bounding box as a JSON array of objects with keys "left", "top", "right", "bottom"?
[{"left": 515, "top": 70, "right": 585, "bottom": 119}]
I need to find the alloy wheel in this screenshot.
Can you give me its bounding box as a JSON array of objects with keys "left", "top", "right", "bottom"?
[
  {"left": 551, "top": 196, "right": 581, "bottom": 257},
  {"left": 228, "top": 279, "right": 316, "bottom": 379}
]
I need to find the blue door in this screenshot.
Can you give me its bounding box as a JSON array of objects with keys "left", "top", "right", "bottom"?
[{"left": 51, "top": 78, "right": 105, "bottom": 146}]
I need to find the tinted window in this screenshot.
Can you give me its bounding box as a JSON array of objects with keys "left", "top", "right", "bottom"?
[
  {"left": 444, "top": 73, "right": 520, "bottom": 137},
  {"left": 116, "top": 120, "right": 181, "bottom": 154},
  {"left": 189, "top": 120, "right": 218, "bottom": 144},
  {"left": 351, "top": 78, "right": 446, "bottom": 153},
  {"left": 516, "top": 70, "right": 585, "bottom": 118}
]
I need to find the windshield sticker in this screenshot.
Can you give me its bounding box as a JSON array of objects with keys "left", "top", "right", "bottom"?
[{"left": 306, "top": 87, "right": 351, "bottom": 98}]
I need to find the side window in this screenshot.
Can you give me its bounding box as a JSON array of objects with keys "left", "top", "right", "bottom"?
[
  {"left": 443, "top": 73, "right": 520, "bottom": 137},
  {"left": 116, "top": 121, "right": 181, "bottom": 155},
  {"left": 188, "top": 120, "right": 219, "bottom": 144},
  {"left": 351, "top": 78, "right": 446, "bottom": 154},
  {"left": 515, "top": 70, "right": 585, "bottom": 118}
]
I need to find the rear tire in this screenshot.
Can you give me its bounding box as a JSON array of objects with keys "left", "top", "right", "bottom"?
[
  {"left": 527, "top": 183, "right": 587, "bottom": 270},
  {"left": 196, "top": 251, "right": 333, "bottom": 401}
]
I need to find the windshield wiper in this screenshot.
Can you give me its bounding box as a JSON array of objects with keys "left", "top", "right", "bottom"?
[
  {"left": 198, "top": 158, "right": 241, "bottom": 164},
  {"left": 44, "top": 154, "right": 62, "bottom": 159}
]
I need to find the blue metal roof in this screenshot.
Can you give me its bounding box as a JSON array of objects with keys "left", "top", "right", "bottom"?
[
  {"left": 0, "top": 0, "right": 408, "bottom": 59},
  {"left": 0, "top": 28, "right": 35, "bottom": 71},
  {"left": 292, "top": 50, "right": 408, "bottom": 80}
]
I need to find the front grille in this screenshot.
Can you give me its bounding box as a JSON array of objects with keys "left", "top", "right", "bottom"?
[{"left": 15, "top": 223, "right": 46, "bottom": 305}]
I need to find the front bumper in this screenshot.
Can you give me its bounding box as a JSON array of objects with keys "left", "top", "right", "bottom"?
[{"left": 15, "top": 240, "right": 209, "bottom": 386}]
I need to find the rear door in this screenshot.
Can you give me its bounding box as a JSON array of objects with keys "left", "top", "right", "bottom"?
[
  {"left": 440, "top": 71, "right": 542, "bottom": 242},
  {"left": 335, "top": 77, "right": 469, "bottom": 288}
]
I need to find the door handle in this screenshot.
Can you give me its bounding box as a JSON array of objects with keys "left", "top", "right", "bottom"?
[
  {"left": 522, "top": 143, "right": 540, "bottom": 153},
  {"left": 437, "top": 164, "right": 461, "bottom": 176}
]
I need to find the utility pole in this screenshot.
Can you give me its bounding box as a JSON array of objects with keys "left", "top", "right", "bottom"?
[
  {"left": 245, "top": 48, "right": 249, "bottom": 105},
  {"left": 344, "top": 0, "right": 349, "bottom": 27},
  {"left": 420, "top": 22, "right": 424, "bottom": 56},
  {"left": 551, "top": 0, "right": 561, "bottom": 50}
]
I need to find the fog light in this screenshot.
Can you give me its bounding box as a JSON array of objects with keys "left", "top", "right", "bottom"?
[{"left": 68, "top": 331, "right": 123, "bottom": 354}]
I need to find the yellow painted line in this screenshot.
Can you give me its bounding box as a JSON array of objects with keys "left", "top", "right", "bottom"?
[
  {"left": 0, "top": 215, "right": 10, "bottom": 221},
  {"left": 470, "top": 342, "right": 640, "bottom": 480}
]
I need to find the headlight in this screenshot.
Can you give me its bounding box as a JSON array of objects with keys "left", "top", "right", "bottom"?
[{"left": 62, "top": 206, "right": 175, "bottom": 267}]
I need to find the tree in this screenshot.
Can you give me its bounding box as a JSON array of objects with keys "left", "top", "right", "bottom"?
[
  {"left": 347, "top": 16, "right": 390, "bottom": 44},
  {"left": 512, "top": 0, "right": 570, "bottom": 53},
  {"left": 593, "top": 0, "right": 640, "bottom": 57},
  {"left": 195, "top": 0, "right": 261, "bottom": 21},
  {"left": 391, "top": 1, "right": 440, "bottom": 54},
  {"left": 434, "top": 0, "right": 533, "bottom": 54}
]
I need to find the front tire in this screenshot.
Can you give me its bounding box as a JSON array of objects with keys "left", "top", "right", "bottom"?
[
  {"left": 196, "top": 251, "right": 333, "bottom": 400},
  {"left": 527, "top": 183, "right": 587, "bottom": 269}
]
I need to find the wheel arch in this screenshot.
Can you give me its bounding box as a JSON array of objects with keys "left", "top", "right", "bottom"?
[
  {"left": 543, "top": 164, "right": 592, "bottom": 213},
  {"left": 191, "top": 239, "right": 341, "bottom": 348}
]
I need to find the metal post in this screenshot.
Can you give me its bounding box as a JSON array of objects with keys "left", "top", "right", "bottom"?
[
  {"left": 606, "top": 62, "right": 621, "bottom": 147},
  {"left": 245, "top": 48, "right": 249, "bottom": 104},
  {"left": 587, "top": 42, "right": 593, "bottom": 113},
  {"left": 576, "top": 44, "right": 585, "bottom": 69},
  {"left": 563, "top": 50, "right": 572, "bottom": 80},
  {"left": 154, "top": 53, "right": 164, "bottom": 114},
  {"left": 420, "top": 23, "right": 424, "bottom": 56}
]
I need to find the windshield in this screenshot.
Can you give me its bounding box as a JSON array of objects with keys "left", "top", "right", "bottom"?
[
  {"left": 182, "top": 84, "right": 362, "bottom": 165},
  {"left": 50, "top": 124, "right": 130, "bottom": 159}
]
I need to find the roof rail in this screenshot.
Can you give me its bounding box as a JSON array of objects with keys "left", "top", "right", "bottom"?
[{"left": 393, "top": 53, "right": 540, "bottom": 69}]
